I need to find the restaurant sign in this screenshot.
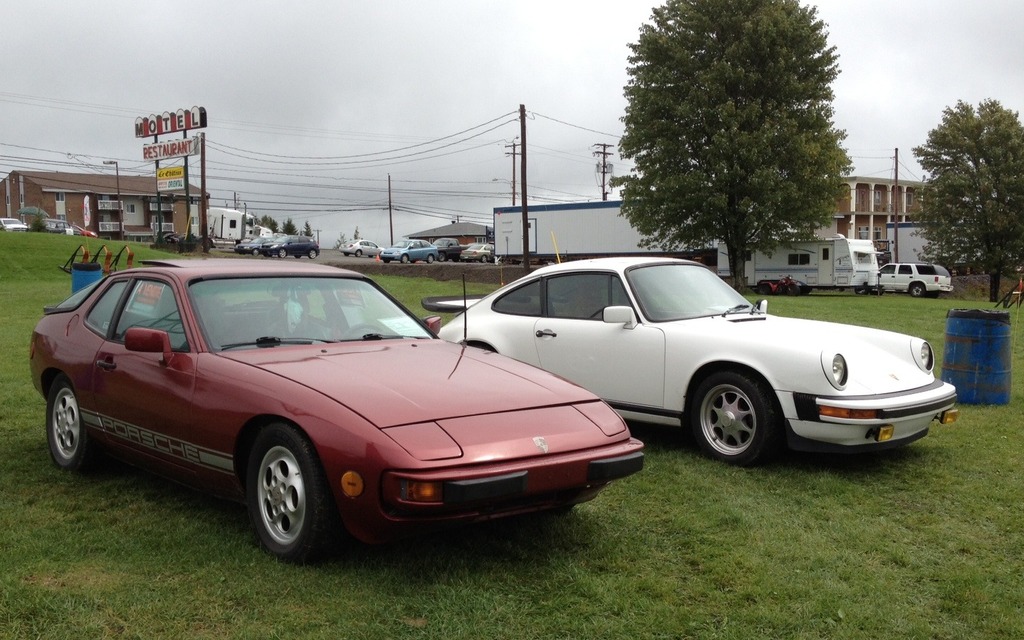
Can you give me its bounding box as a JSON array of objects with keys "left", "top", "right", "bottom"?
[{"left": 142, "top": 137, "right": 200, "bottom": 161}]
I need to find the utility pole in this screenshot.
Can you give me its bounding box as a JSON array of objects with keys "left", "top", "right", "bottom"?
[
  {"left": 200, "top": 133, "right": 209, "bottom": 252},
  {"left": 505, "top": 137, "right": 518, "bottom": 205},
  {"left": 182, "top": 129, "right": 192, "bottom": 248},
  {"left": 388, "top": 174, "right": 394, "bottom": 245},
  {"left": 593, "top": 143, "right": 615, "bottom": 201},
  {"left": 519, "top": 104, "right": 530, "bottom": 273},
  {"left": 893, "top": 147, "right": 900, "bottom": 263}
]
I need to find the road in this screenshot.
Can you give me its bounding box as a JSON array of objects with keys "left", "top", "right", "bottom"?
[{"left": 209, "top": 247, "right": 508, "bottom": 285}]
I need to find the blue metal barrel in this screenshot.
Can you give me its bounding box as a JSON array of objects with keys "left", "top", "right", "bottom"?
[
  {"left": 941, "top": 309, "right": 1012, "bottom": 405},
  {"left": 70, "top": 261, "right": 103, "bottom": 293}
]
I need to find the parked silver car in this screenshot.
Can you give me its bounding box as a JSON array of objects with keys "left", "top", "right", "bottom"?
[
  {"left": 1, "top": 217, "right": 29, "bottom": 232},
  {"left": 460, "top": 243, "right": 495, "bottom": 263},
  {"left": 341, "top": 240, "right": 382, "bottom": 258}
]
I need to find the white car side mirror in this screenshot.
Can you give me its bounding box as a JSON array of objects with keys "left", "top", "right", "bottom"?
[{"left": 603, "top": 305, "right": 637, "bottom": 329}]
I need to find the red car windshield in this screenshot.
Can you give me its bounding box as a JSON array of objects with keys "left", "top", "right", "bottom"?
[{"left": 189, "top": 276, "right": 432, "bottom": 349}]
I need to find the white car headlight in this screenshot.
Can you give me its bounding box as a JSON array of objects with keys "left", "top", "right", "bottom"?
[
  {"left": 821, "top": 352, "right": 848, "bottom": 390},
  {"left": 911, "top": 339, "right": 934, "bottom": 372}
]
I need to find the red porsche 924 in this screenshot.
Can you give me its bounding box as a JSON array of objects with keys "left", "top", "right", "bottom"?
[{"left": 29, "top": 259, "right": 643, "bottom": 562}]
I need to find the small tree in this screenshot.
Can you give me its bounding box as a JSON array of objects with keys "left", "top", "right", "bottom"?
[
  {"left": 333, "top": 231, "right": 350, "bottom": 250},
  {"left": 259, "top": 215, "right": 279, "bottom": 233},
  {"left": 281, "top": 218, "right": 298, "bottom": 235},
  {"left": 913, "top": 99, "right": 1024, "bottom": 302},
  {"left": 302, "top": 221, "right": 313, "bottom": 237}
]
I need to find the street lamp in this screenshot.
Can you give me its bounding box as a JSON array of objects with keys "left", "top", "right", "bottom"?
[
  {"left": 102, "top": 160, "right": 123, "bottom": 240},
  {"left": 491, "top": 178, "right": 516, "bottom": 205}
]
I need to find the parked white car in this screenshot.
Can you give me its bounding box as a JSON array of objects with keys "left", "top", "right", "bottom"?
[
  {"left": 877, "top": 263, "right": 953, "bottom": 297},
  {"left": 438, "top": 257, "right": 959, "bottom": 466},
  {"left": 1, "top": 217, "right": 29, "bottom": 232}
]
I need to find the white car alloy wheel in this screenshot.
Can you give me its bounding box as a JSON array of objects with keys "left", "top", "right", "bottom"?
[
  {"left": 257, "top": 444, "right": 307, "bottom": 547},
  {"left": 690, "top": 371, "right": 781, "bottom": 466},
  {"left": 46, "top": 374, "right": 98, "bottom": 471},
  {"left": 247, "top": 423, "right": 339, "bottom": 562}
]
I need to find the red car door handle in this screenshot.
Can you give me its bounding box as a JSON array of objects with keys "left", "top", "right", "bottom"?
[
  {"left": 535, "top": 329, "right": 557, "bottom": 338},
  {"left": 96, "top": 359, "right": 116, "bottom": 371}
]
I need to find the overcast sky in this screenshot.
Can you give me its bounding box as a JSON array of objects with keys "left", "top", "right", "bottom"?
[{"left": 3, "top": 1, "right": 1022, "bottom": 245}]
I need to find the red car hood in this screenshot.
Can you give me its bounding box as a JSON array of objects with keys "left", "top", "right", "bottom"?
[{"left": 222, "top": 340, "right": 598, "bottom": 428}]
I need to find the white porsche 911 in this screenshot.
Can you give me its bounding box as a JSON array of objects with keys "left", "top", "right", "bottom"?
[{"left": 437, "top": 257, "right": 959, "bottom": 466}]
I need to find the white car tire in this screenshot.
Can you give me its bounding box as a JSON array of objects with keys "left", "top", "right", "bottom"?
[
  {"left": 689, "top": 371, "right": 782, "bottom": 466},
  {"left": 246, "top": 423, "right": 342, "bottom": 563},
  {"left": 47, "top": 374, "right": 99, "bottom": 471}
]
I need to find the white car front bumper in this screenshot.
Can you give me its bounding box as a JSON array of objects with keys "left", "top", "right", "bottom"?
[{"left": 781, "top": 379, "right": 958, "bottom": 453}]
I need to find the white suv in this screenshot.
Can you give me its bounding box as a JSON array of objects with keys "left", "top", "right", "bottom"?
[{"left": 877, "top": 263, "right": 953, "bottom": 297}]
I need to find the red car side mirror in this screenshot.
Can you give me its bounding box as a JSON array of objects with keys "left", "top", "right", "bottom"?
[
  {"left": 124, "top": 327, "right": 173, "bottom": 365},
  {"left": 422, "top": 315, "right": 442, "bottom": 334}
]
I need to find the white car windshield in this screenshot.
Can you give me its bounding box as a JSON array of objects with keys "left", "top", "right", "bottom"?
[
  {"left": 626, "top": 263, "right": 752, "bottom": 321},
  {"left": 189, "top": 276, "right": 432, "bottom": 350}
]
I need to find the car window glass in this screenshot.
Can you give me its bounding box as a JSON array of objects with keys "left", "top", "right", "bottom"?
[
  {"left": 610, "top": 276, "right": 630, "bottom": 306},
  {"left": 918, "top": 265, "right": 937, "bottom": 276},
  {"left": 84, "top": 280, "right": 129, "bottom": 335},
  {"left": 880, "top": 264, "right": 895, "bottom": 275},
  {"left": 493, "top": 279, "right": 542, "bottom": 316},
  {"left": 546, "top": 273, "right": 623, "bottom": 320},
  {"left": 47, "top": 277, "right": 108, "bottom": 313},
  {"left": 114, "top": 280, "right": 188, "bottom": 351},
  {"left": 898, "top": 265, "right": 912, "bottom": 275}
]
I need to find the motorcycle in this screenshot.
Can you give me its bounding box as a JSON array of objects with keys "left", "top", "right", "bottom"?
[{"left": 755, "top": 275, "right": 803, "bottom": 296}]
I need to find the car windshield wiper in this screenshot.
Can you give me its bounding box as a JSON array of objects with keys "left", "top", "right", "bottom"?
[
  {"left": 219, "top": 336, "right": 335, "bottom": 350},
  {"left": 345, "top": 332, "right": 412, "bottom": 341},
  {"left": 722, "top": 304, "right": 752, "bottom": 316}
]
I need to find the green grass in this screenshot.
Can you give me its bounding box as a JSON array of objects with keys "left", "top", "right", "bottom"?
[{"left": 2, "top": 233, "right": 1024, "bottom": 639}]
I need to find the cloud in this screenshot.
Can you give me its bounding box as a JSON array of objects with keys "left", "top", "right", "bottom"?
[{"left": 4, "top": 0, "right": 1024, "bottom": 241}]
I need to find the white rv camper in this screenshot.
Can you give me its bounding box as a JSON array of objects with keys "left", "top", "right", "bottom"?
[{"left": 717, "top": 235, "right": 880, "bottom": 294}]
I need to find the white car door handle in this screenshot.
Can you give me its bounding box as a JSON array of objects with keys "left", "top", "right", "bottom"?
[{"left": 535, "top": 329, "right": 557, "bottom": 338}]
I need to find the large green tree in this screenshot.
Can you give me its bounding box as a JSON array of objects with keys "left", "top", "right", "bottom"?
[
  {"left": 913, "top": 99, "right": 1024, "bottom": 302},
  {"left": 614, "top": 0, "right": 850, "bottom": 288}
]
